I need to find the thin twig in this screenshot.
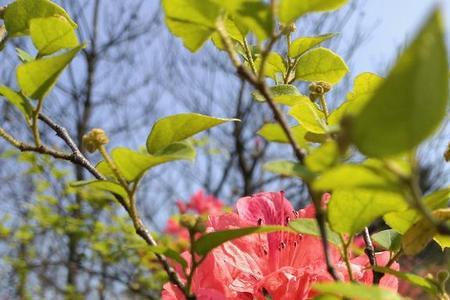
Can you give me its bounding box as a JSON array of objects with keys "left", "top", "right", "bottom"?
[{"left": 363, "top": 227, "right": 383, "bottom": 284}]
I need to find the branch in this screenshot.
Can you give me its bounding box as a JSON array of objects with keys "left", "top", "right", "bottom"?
[
  {"left": 1, "top": 115, "right": 187, "bottom": 294},
  {"left": 216, "top": 18, "right": 339, "bottom": 281}
]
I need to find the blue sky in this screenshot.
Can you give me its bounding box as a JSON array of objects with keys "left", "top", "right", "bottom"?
[{"left": 352, "top": 0, "right": 450, "bottom": 75}]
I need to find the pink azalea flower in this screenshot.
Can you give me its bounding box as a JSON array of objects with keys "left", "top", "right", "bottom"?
[{"left": 162, "top": 192, "right": 399, "bottom": 299}]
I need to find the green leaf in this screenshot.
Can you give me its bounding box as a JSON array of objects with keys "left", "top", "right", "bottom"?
[
  {"left": 255, "top": 52, "right": 286, "bottom": 80},
  {"left": 384, "top": 187, "right": 450, "bottom": 234},
  {"left": 252, "top": 84, "right": 300, "bottom": 102},
  {"left": 17, "top": 45, "right": 83, "bottom": 99},
  {"left": 373, "top": 266, "right": 439, "bottom": 295},
  {"left": 4, "top": 0, "right": 77, "bottom": 37},
  {"left": 288, "top": 33, "right": 336, "bottom": 58},
  {"left": 264, "top": 160, "right": 315, "bottom": 181},
  {"left": 193, "top": 225, "right": 290, "bottom": 256},
  {"left": 371, "top": 229, "right": 401, "bottom": 251},
  {"left": 70, "top": 180, "right": 128, "bottom": 200},
  {"left": 295, "top": 48, "right": 349, "bottom": 84},
  {"left": 279, "top": 0, "right": 349, "bottom": 23},
  {"left": 328, "top": 189, "right": 407, "bottom": 235},
  {"left": 328, "top": 73, "right": 383, "bottom": 126},
  {"left": 97, "top": 144, "right": 195, "bottom": 182},
  {"left": 162, "top": 0, "right": 220, "bottom": 52},
  {"left": 289, "top": 219, "right": 340, "bottom": 245},
  {"left": 312, "top": 163, "right": 399, "bottom": 191},
  {"left": 0, "top": 85, "right": 33, "bottom": 121},
  {"left": 148, "top": 246, "right": 188, "bottom": 269},
  {"left": 211, "top": 17, "right": 246, "bottom": 50},
  {"left": 273, "top": 95, "right": 312, "bottom": 107},
  {"left": 351, "top": 10, "right": 449, "bottom": 157},
  {"left": 257, "top": 123, "right": 308, "bottom": 147},
  {"left": 146, "top": 113, "right": 237, "bottom": 154},
  {"left": 30, "top": 16, "right": 79, "bottom": 55},
  {"left": 16, "top": 48, "right": 34, "bottom": 63},
  {"left": 305, "top": 141, "right": 339, "bottom": 173},
  {"left": 213, "top": 0, "right": 273, "bottom": 41},
  {"left": 313, "top": 282, "right": 404, "bottom": 300},
  {"left": 289, "top": 98, "right": 327, "bottom": 134}
]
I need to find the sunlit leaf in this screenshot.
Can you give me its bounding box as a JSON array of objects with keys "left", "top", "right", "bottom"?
[
  {"left": 295, "top": 48, "right": 349, "bottom": 84},
  {"left": 4, "top": 0, "right": 76, "bottom": 37},
  {"left": 0, "top": 85, "right": 33, "bottom": 121},
  {"left": 252, "top": 84, "right": 300, "bottom": 102},
  {"left": 289, "top": 97, "right": 327, "bottom": 134},
  {"left": 17, "top": 45, "right": 83, "bottom": 99},
  {"left": 70, "top": 180, "right": 128, "bottom": 200},
  {"left": 97, "top": 144, "right": 195, "bottom": 182},
  {"left": 328, "top": 189, "right": 407, "bottom": 235},
  {"left": 146, "top": 113, "right": 237, "bottom": 154},
  {"left": 328, "top": 72, "right": 383, "bottom": 126},
  {"left": 288, "top": 33, "right": 336, "bottom": 58},
  {"left": 162, "top": 0, "right": 220, "bottom": 52},
  {"left": 351, "top": 10, "right": 449, "bottom": 157},
  {"left": 279, "top": 0, "right": 349, "bottom": 23},
  {"left": 257, "top": 123, "right": 308, "bottom": 147},
  {"left": 30, "top": 16, "right": 79, "bottom": 55}
]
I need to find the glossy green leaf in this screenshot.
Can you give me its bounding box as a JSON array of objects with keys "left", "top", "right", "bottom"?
[
  {"left": 328, "top": 189, "right": 407, "bottom": 235},
  {"left": 252, "top": 84, "right": 300, "bottom": 102},
  {"left": 30, "top": 16, "right": 79, "bottom": 55},
  {"left": 211, "top": 17, "right": 246, "bottom": 50},
  {"left": 328, "top": 73, "right": 383, "bottom": 126},
  {"left": 313, "top": 282, "right": 404, "bottom": 300},
  {"left": 17, "top": 45, "right": 83, "bottom": 99},
  {"left": 4, "top": 0, "right": 76, "bottom": 37},
  {"left": 213, "top": 0, "right": 273, "bottom": 41},
  {"left": 148, "top": 246, "right": 188, "bottom": 269},
  {"left": 289, "top": 219, "right": 340, "bottom": 245},
  {"left": 295, "top": 48, "right": 349, "bottom": 84},
  {"left": 70, "top": 180, "right": 128, "bottom": 200},
  {"left": 305, "top": 141, "right": 339, "bottom": 173},
  {"left": 0, "top": 85, "right": 33, "bottom": 121},
  {"left": 146, "top": 113, "right": 237, "bottom": 154},
  {"left": 162, "top": 0, "right": 220, "bottom": 52},
  {"left": 384, "top": 187, "right": 450, "bottom": 234},
  {"left": 312, "top": 163, "right": 398, "bottom": 191},
  {"left": 289, "top": 99, "right": 327, "bottom": 134},
  {"left": 263, "top": 160, "right": 315, "bottom": 181},
  {"left": 288, "top": 33, "right": 336, "bottom": 58},
  {"left": 16, "top": 48, "right": 34, "bottom": 63},
  {"left": 255, "top": 52, "right": 286, "bottom": 80},
  {"left": 351, "top": 10, "right": 449, "bottom": 157},
  {"left": 97, "top": 144, "right": 195, "bottom": 182},
  {"left": 273, "top": 94, "right": 311, "bottom": 106},
  {"left": 257, "top": 123, "right": 308, "bottom": 147},
  {"left": 279, "top": 0, "right": 349, "bottom": 23},
  {"left": 371, "top": 229, "right": 401, "bottom": 251},
  {"left": 193, "top": 225, "right": 290, "bottom": 256},
  {"left": 373, "top": 266, "right": 439, "bottom": 295}
]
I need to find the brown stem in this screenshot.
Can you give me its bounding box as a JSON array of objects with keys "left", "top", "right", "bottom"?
[{"left": 363, "top": 227, "right": 383, "bottom": 284}]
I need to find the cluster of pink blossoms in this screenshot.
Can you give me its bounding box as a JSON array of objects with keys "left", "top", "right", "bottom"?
[{"left": 163, "top": 192, "right": 399, "bottom": 300}]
